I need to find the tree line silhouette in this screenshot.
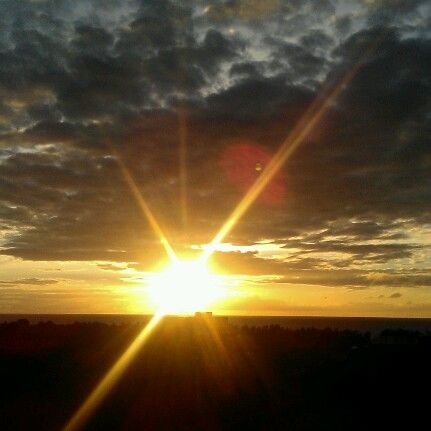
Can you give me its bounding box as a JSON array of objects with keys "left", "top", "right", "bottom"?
[{"left": 0, "top": 318, "right": 430, "bottom": 430}]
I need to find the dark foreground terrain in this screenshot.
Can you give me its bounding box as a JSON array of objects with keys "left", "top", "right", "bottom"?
[{"left": 0, "top": 317, "right": 430, "bottom": 430}]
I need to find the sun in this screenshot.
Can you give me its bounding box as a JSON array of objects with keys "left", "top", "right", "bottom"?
[{"left": 147, "top": 259, "right": 225, "bottom": 315}]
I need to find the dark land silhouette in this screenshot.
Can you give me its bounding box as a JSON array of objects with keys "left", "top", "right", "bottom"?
[{"left": 0, "top": 317, "right": 430, "bottom": 430}]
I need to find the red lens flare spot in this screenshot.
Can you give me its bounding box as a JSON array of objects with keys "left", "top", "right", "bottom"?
[{"left": 220, "top": 141, "right": 285, "bottom": 205}]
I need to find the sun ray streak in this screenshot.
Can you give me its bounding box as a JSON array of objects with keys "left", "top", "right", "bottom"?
[
  {"left": 178, "top": 106, "right": 189, "bottom": 230},
  {"left": 199, "top": 40, "right": 381, "bottom": 264},
  {"left": 63, "top": 313, "right": 163, "bottom": 431},
  {"left": 63, "top": 139, "right": 179, "bottom": 430},
  {"left": 106, "top": 142, "right": 177, "bottom": 263}
]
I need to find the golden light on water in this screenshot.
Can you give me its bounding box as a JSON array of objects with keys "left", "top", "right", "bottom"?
[{"left": 148, "top": 260, "right": 226, "bottom": 315}]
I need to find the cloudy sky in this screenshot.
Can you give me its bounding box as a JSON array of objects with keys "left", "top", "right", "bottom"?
[{"left": 0, "top": 0, "right": 430, "bottom": 316}]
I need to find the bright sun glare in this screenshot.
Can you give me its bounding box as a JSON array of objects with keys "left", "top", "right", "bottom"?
[{"left": 148, "top": 260, "right": 225, "bottom": 315}]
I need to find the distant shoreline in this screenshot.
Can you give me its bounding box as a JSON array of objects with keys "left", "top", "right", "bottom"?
[
  {"left": 2, "top": 314, "right": 431, "bottom": 335},
  {"left": 0, "top": 313, "right": 431, "bottom": 321}
]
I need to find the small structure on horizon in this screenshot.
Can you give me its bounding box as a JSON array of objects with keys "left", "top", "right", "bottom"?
[
  {"left": 194, "top": 311, "right": 213, "bottom": 319},
  {"left": 194, "top": 311, "right": 229, "bottom": 326}
]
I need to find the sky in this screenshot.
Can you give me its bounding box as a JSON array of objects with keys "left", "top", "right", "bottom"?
[{"left": 0, "top": 0, "right": 430, "bottom": 316}]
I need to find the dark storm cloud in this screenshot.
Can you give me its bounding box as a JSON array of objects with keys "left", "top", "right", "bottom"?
[
  {"left": 229, "top": 61, "right": 264, "bottom": 79},
  {"left": 206, "top": 75, "right": 314, "bottom": 119},
  {"left": 0, "top": 142, "right": 179, "bottom": 265},
  {"left": 0, "top": 0, "right": 430, "bottom": 292},
  {"left": 266, "top": 37, "right": 328, "bottom": 79},
  {"left": 334, "top": 15, "right": 352, "bottom": 37},
  {"left": 305, "top": 220, "right": 401, "bottom": 240},
  {"left": 0, "top": 121, "right": 101, "bottom": 148},
  {"left": 300, "top": 30, "right": 334, "bottom": 53},
  {"left": 364, "top": 0, "right": 428, "bottom": 26},
  {"left": 203, "top": 0, "right": 282, "bottom": 22}
]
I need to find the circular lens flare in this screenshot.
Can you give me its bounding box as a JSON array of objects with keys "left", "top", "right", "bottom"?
[
  {"left": 148, "top": 260, "right": 225, "bottom": 315},
  {"left": 220, "top": 141, "right": 285, "bottom": 205}
]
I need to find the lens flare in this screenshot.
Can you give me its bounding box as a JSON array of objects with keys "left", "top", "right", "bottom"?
[{"left": 220, "top": 141, "right": 285, "bottom": 205}]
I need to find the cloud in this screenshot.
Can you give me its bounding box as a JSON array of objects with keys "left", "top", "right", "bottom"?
[
  {"left": 208, "top": 248, "right": 431, "bottom": 290},
  {"left": 0, "top": 278, "right": 59, "bottom": 287},
  {"left": 0, "top": 0, "right": 429, "bottom": 298},
  {"left": 96, "top": 263, "right": 129, "bottom": 272}
]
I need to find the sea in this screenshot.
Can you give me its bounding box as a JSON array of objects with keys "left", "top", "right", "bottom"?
[{"left": 1, "top": 314, "right": 431, "bottom": 336}]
